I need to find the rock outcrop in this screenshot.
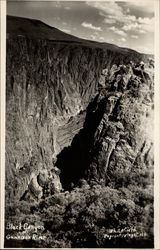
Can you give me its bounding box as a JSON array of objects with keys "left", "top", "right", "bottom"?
[
  {"left": 56, "top": 61, "right": 154, "bottom": 189},
  {"left": 86, "top": 62, "right": 154, "bottom": 185}
]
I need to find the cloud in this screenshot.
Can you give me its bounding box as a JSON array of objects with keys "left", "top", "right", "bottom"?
[
  {"left": 126, "top": 1, "right": 154, "bottom": 13},
  {"left": 55, "top": 2, "right": 61, "bottom": 8},
  {"left": 103, "top": 17, "right": 116, "bottom": 24},
  {"left": 90, "top": 35, "right": 96, "bottom": 40},
  {"left": 125, "top": 15, "right": 136, "bottom": 22},
  {"left": 86, "top": 1, "right": 124, "bottom": 22},
  {"left": 131, "top": 35, "right": 138, "bottom": 39},
  {"left": 86, "top": 1, "right": 154, "bottom": 34},
  {"left": 122, "top": 22, "right": 139, "bottom": 31},
  {"left": 93, "top": 31, "right": 99, "bottom": 36},
  {"left": 109, "top": 26, "right": 127, "bottom": 37},
  {"left": 64, "top": 6, "right": 71, "bottom": 10},
  {"left": 119, "top": 37, "right": 126, "bottom": 42},
  {"left": 126, "top": 8, "right": 130, "bottom": 13},
  {"left": 122, "top": 17, "right": 154, "bottom": 33},
  {"left": 138, "top": 17, "right": 154, "bottom": 32},
  {"left": 61, "top": 28, "right": 71, "bottom": 34},
  {"left": 116, "top": 30, "right": 127, "bottom": 37},
  {"left": 86, "top": 1, "right": 137, "bottom": 24},
  {"left": 138, "top": 30, "right": 146, "bottom": 34},
  {"left": 54, "top": 16, "right": 61, "bottom": 21},
  {"left": 100, "top": 36, "right": 105, "bottom": 41},
  {"left": 81, "top": 22, "right": 102, "bottom": 31}
]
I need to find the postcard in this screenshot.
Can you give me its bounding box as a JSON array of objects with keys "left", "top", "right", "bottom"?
[{"left": 0, "top": 0, "right": 160, "bottom": 249}]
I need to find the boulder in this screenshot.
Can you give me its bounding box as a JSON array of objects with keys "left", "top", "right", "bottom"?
[
  {"left": 102, "top": 68, "right": 108, "bottom": 76},
  {"left": 28, "top": 176, "right": 43, "bottom": 199},
  {"left": 37, "top": 170, "right": 48, "bottom": 187},
  {"left": 50, "top": 173, "right": 62, "bottom": 193},
  {"left": 98, "top": 75, "right": 106, "bottom": 88}
]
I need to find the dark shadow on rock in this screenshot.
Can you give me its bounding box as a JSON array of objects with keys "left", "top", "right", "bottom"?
[{"left": 56, "top": 94, "right": 107, "bottom": 190}]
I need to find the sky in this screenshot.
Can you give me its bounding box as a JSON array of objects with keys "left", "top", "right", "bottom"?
[{"left": 7, "top": 0, "right": 155, "bottom": 54}]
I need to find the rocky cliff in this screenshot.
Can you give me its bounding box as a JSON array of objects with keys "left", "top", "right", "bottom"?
[
  {"left": 56, "top": 63, "right": 154, "bottom": 190},
  {"left": 5, "top": 15, "right": 154, "bottom": 248},
  {"left": 6, "top": 16, "right": 153, "bottom": 202}
]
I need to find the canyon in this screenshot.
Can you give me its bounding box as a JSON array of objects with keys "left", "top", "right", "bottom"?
[{"left": 5, "top": 15, "right": 154, "bottom": 248}]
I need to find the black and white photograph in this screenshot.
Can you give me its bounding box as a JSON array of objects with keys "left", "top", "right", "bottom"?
[{"left": 1, "top": 0, "right": 159, "bottom": 248}]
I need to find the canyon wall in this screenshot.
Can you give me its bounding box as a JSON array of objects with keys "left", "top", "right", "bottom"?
[{"left": 6, "top": 23, "right": 153, "bottom": 201}]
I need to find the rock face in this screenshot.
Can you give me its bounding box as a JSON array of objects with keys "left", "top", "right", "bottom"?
[
  {"left": 5, "top": 16, "right": 153, "bottom": 201},
  {"left": 56, "top": 62, "right": 154, "bottom": 189},
  {"left": 86, "top": 65, "right": 154, "bottom": 185}
]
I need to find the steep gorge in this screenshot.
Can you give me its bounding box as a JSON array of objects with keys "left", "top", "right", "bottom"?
[
  {"left": 6, "top": 16, "right": 153, "bottom": 201},
  {"left": 4, "top": 16, "right": 154, "bottom": 248}
]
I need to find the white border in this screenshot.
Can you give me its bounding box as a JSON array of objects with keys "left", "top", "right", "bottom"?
[
  {"left": 1, "top": 0, "right": 160, "bottom": 249},
  {"left": 0, "top": 0, "right": 6, "bottom": 249},
  {"left": 154, "top": 0, "right": 160, "bottom": 249}
]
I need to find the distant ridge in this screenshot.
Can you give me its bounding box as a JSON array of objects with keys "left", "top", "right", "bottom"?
[
  {"left": 7, "top": 15, "right": 87, "bottom": 43},
  {"left": 7, "top": 15, "right": 151, "bottom": 57}
]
